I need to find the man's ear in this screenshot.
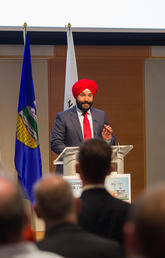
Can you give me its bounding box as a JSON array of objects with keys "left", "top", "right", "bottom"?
[
  {"left": 23, "top": 208, "right": 30, "bottom": 227},
  {"left": 106, "top": 164, "right": 114, "bottom": 176},
  {"left": 74, "top": 197, "right": 81, "bottom": 214},
  {"left": 32, "top": 203, "right": 42, "bottom": 218},
  {"left": 75, "top": 162, "right": 80, "bottom": 174}
]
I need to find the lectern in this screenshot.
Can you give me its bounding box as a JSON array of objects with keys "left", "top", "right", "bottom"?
[
  {"left": 111, "top": 145, "right": 133, "bottom": 174},
  {"left": 53, "top": 146, "right": 79, "bottom": 176},
  {"left": 53, "top": 145, "right": 133, "bottom": 176}
]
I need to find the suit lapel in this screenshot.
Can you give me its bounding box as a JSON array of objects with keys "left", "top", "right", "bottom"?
[{"left": 70, "top": 106, "right": 83, "bottom": 142}]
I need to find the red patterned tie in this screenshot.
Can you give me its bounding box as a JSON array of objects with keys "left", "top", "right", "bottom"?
[{"left": 83, "top": 112, "right": 92, "bottom": 141}]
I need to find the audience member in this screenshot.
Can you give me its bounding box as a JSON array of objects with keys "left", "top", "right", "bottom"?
[
  {"left": 124, "top": 183, "right": 165, "bottom": 258},
  {"left": 34, "top": 175, "right": 122, "bottom": 258},
  {"left": 76, "top": 138, "right": 132, "bottom": 244},
  {"left": 0, "top": 175, "right": 63, "bottom": 258}
]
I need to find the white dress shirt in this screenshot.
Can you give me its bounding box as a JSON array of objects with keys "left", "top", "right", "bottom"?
[
  {"left": 0, "top": 242, "right": 64, "bottom": 258},
  {"left": 76, "top": 106, "right": 94, "bottom": 138}
]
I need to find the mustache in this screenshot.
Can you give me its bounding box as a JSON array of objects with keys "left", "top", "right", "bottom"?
[{"left": 80, "top": 101, "right": 92, "bottom": 105}]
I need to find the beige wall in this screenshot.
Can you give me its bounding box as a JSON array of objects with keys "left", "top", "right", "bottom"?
[
  {"left": 145, "top": 59, "right": 165, "bottom": 187},
  {"left": 0, "top": 58, "right": 49, "bottom": 178}
]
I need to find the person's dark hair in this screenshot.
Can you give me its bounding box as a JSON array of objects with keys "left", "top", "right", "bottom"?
[
  {"left": 0, "top": 182, "right": 26, "bottom": 243},
  {"left": 78, "top": 138, "right": 112, "bottom": 183}
]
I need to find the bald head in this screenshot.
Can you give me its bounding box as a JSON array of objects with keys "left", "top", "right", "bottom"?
[
  {"left": 125, "top": 183, "right": 165, "bottom": 258},
  {"left": 0, "top": 176, "right": 26, "bottom": 244},
  {"left": 34, "top": 175, "right": 75, "bottom": 222}
]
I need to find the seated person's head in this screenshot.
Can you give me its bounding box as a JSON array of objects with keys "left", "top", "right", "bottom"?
[
  {"left": 0, "top": 176, "right": 27, "bottom": 244},
  {"left": 76, "top": 138, "right": 112, "bottom": 184},
  {"left": 34, "top": 175, "right": 76, "bottom": 223}
]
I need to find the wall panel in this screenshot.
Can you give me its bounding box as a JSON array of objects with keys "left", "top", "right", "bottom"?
[{"left": 49, "top": 45, "right": 149, "bottom": 200}]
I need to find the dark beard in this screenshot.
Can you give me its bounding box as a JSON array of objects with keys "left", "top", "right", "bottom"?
[{"left": 76, "top": 99, "right": 93, "bottom": 112}]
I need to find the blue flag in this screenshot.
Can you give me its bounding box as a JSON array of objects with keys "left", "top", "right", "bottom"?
[{"left": 15, "top": 34, "right": 42, "bottom": 203}]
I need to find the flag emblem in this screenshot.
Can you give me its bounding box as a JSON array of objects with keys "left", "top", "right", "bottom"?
[{"left": 16, "top": 105, "right": 39, "bottom": 148}]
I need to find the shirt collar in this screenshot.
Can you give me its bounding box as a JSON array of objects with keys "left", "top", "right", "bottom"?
[
  {"left": 76, "top": 105, "right": 91, "bottom": 116},
  {"left": 82, "top": 184, "right": 105, "bottom": 192}
]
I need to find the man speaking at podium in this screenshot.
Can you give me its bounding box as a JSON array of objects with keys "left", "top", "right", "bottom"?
[{"left": 50, "top": 78, "right": 115, "bottom": 156}]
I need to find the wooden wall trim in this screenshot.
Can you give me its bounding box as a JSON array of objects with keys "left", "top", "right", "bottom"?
[{"left": 54, "top": 45, "right": 150, "bottom": 59}]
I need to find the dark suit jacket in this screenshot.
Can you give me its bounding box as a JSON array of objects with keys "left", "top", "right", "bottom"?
[
  {"left": 50, "top": 106, "right": 115, "bottom": 155},
  {"left": 36, "top": 222, "right": 122, "bottom": 258},
  {"left": 78, "top": 188, "right": 132, "bottom": 245}
]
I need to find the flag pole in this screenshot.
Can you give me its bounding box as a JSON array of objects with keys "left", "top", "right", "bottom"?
[
  {"left": 23, "top": 22, "right": 27, "bottom": 44},
  {"left": 67, "top": 22, "right": 71, "bottom": 30}
]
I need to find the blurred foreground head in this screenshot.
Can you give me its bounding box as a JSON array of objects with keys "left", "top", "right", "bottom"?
[
  {"left": 34, "top": 175, "right": 76, "bottom": 225},
  {"left": 124, "top": 183, "right": 165, "bottom": 258},
  {"left": 0, "top": 176, "right": 27, "bottom": 244}
]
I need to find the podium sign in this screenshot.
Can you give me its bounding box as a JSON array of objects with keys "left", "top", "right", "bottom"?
[
  {"left": 54, "top": 145, "right": 133, "bottom": 176},
  {"left": 105, "top": 173, "right": 131, "bottom": 202},
  {"left": 64, "top": 173, "right": 131, "bottom": 203}
]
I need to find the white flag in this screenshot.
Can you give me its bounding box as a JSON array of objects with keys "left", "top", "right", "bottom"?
[{"left": 64, "top": 27, "right": 78, "bottom": 110}]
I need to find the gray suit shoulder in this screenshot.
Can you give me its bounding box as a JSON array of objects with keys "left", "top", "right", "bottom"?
[
  {"left": 91, "top": 107, "right": 107, "bottom": 115},
  {"left": 56, "top": 106, "right": 76, "bottom": 118}
]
